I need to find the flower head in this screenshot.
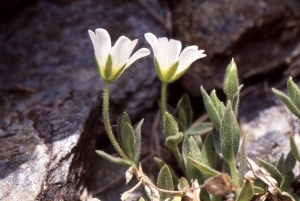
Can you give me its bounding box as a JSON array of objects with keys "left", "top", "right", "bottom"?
[
  {"left": 144, "top": 33, "right": 206, "bottom": 83},
  {"left": 89, "top": 28, "right": 150, "bottom": 82}
]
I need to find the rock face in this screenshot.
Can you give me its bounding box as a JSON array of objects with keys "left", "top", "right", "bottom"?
[
  {"left": 0, "top": 0, "right": 165, "bottom": 200},
  {"left": 172, "top": 0, "right": 300, "bottom": 94}
]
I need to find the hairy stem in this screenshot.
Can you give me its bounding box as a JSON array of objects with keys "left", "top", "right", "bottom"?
[
  {"left": 171, "top": 146, "right": 186, "bottom": 176},
  {"left": 161, "top": 81, "right": 168, "bottom": 136},
  {"left": 103, "top": 81, "right": 129, "bottom": 160}
]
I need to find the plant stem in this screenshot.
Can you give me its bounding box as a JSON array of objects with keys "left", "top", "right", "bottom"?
[
  {"left": 161, "top": 81, "right": 168, "bottom": 136},
  {"left": 171, "top": 146, "right": 186, "bottom": 176},
  {"left": 103, "top": 81, "right": 129, "bottom": 160},
  {"left": 228, "top": 160, "right": 239, "bottom": 187}
]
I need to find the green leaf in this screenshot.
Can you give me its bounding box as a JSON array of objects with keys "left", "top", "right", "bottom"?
[
  {"left": 210, "top": 90, "right": 225, "bottom": 118},
  {"left": 236, "top": 180, "right": 254, "bottom": 201},
  {"left": 165, "top": 132, "right": 183, "bottom": 148},
  {"left": 175, "top": 107, "right": 187, "bottom": 131},
  {"left": 175, "top": 94, "right": 193, "bottom": 129},
  {"left": 157, "top": 165, "right": 174, "bottom": 200},
  {"left": 288, "top": 77, "right": 300, "bottom": 109},
  {"left": 164, "top": 112, "right": 179, "bottom": 137},
  {"left": 290, "top": 135, "right": 300, "bottom": 162},
  {"left": 121, "top": 122, "right": 135, "bottom": 160},
  {"left": 117, "top": 112, "right": 131, "bottom": 145},
  {"left": 184, "top": 122, "right": 213, "bottom": 136},
  {"left": 212, "top": 128, "right": 222, "bottom": 156},
  {"left": 95, "top": 150, "right": 133, "bottom": 167},
  {"left": 257, "top": 157, "right": 283, "bottom": 185},
  {"left": 154, "top": 157, "right": 180, "bottom": 185},
  {"left": 200, "top": 86, "right": 221, "bottom": 131},
  {"left": 268, "top": 155, "right": 277, "bottom": 166},
  {"left": 280, "top": 171, "right": 295, "bottom": 192},
  {"left": 220, "top": 101, "right": 240, "bottom": 162},
  {"left": 194, "top": 135, "right": 203, "bottom": 150},
  {"left": 104, "top": 54, "right": 113, "bottom": 81},
  {"left": 239, "top": 133, "right": 248, "bottom": 186},
  {"left": 272, "top": 88, "right": 300, "bottom": 118},
  {"left": 186, "top": 155, "right": 204, "bottom": 182},
  {"left": 188, "top": 156, "right": 221, "bottom": 176},
  {"left": 200, "top": 133, "right": 216, "bottom": 168},
  {"left": 224, "top": 58, "right": 239, "bottom": 101},
  {"left": 178, "top": 177, "right": 190, "bottom": 191},
  {"left": 182, "top": 136, "right": 190, "bottom": 166},
  {"left": 133, "top": 119, "right": 144, "bottom": 163},
  {"left": 285, "top": 150, "right": 296, "bottom": 173},
  {"left": 232, "top": 84, "right": 243, "bottom": 117},
  {"left": 253, "top": 186, "right": 265, "bottom": 194},
  {"left": 276, "top": 153, "right": 285, "bottom": 176}
]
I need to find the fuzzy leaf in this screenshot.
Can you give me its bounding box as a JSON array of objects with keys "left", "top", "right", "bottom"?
[
  {"left": 200, "top": 133, "right": 216, "bottom": 167},
  {"left": 272, "top": 88, "right": 300, "bottom": 118},
  {"left": 212, "top": 128, "right": 222, "bottom": 156},
  {"left": 189, "top": 136, "right": 202, "bottom": 161},
  {"left": 224, "top": 58, "right": 239, "bottom": 101},
  {"left": 165, "top": 132, "right": 183, "bottom": 148},
  {"left": 186, "top": 155, "right": 204, "bottom": 182},
  {"left": 220, "top": 101, "right": 240, "bottom": 162},
  {"left": 154, "top": 157, "right": 179, "bottom": 185},
  {"left": 276, "top": 153, "right": 285, "bottom": 176},
  {"left": 236, "top": 180, "right": 254, "bottom": 201},
  {"left": 157, "top": 165, "right": 174, "bottom": 200},
  {"left": 200, "top": 86, "right": 221, "bottom": 131},
  {"left": 95, "top": 150, "right": 133, "bottom": 167},
  {"left": 285, "top": 150, "right": 296, "bottom": 173},
  {"left": 268, "top": 155, "right": 277, "bottom": 166},
  {"left": 178, "top": 177, "right": 190, "bottom": 191},
  {"left": 117, "top": 112, "right": 131, "bottom": 145},
  {"left": 239, "top": 133, "right": 249, "bottom": 186},
  {"left": 175, "top": 93, "right": 193, "bottom": 129},
  {"left": 164, "top": 112, "right": 179, "bottom": 137},
  {"left": 280, "top": 171, "right": 295, "bottom": 192},
  {"left": 189, "top": 156, "right": 221, "bottom": 176},
  {"left": 288, "top": 77, "right": 300, "bottom": 109},
  {"left": 184, "top": 122, "right": 213, "bottom": 136},
  {"left": 121, "top": 122, "right": 135, "bottom": 160},
  {"left": 290, "top": 135, "right": 300, "bottom": 162},
  {"left": 176, "top": 107, "right": 187, "bottom": 131},
  {"left": 232, "top": 84, "right": 243, "bottom": 117},
  {"left": 182, "top": 136, "right": 190, "bottom": 166},
  {"left": 133, "top": 119, "right": 144, "bottom": 163},
  {"left": 257, "top": 157, "right": 283, "bottom": 185}
]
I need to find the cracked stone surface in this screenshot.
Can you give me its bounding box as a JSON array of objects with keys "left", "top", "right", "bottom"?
[{"left": 0, "top": 0, "right": 164, "bottom": 200}]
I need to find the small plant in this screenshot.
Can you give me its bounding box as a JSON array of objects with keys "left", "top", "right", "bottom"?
[{"left": 87, "top": 28, "right": 300, "bottom": 201}]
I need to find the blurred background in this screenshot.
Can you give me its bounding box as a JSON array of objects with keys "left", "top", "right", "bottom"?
[{"left": 0, "top": 0, "right": 300, "bottom": 200}]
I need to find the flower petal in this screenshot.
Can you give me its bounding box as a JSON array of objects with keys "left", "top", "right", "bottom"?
[
  {"left": 126, "top": 48, "right": 150, "bottom": 68},
  {"left": 111, "top": 36, "right": 132, "bottom": 71},
  {"left": 94, "top": 29, "right": 111, "bottom": 68},
  {"left": 169, "top": 39, "right": 182, "bottom": 58},
  {"left": 177, "top": 47, "right": 206, "bottom": 74},
  {"left": 154, "top": 42, "right": 178, "bottom": 77},
  {"left": 144, "top": 33, "right": 159, "bottom": 56},
  {"left": 158, "top": 37, "right": 168, "bottom": 43}
]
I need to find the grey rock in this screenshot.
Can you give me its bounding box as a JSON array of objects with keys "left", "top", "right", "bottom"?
[{"left": 0, "top": 0, "right": 165, "bottom": 200}]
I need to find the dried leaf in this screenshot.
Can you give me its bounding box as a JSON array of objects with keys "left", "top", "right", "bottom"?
[
  {"left": 204, "top": 173, "right": 235, "bottom": 196},
  {"left": 144, "top": 184, "right": 160, "bottom": 201},
  {"left": 125, "top": 167, "right": 134, "bottom": 184},
  {"left": 246, "top": 157, "right": 278, "bottom": 195}
]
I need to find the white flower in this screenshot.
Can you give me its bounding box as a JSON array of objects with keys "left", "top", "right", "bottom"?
[
  {"left": 144, "top": 33, "right": 206, "bottom": 83},
  {"left": 88, "top": 28, "right": 150, "bottom": 82}
]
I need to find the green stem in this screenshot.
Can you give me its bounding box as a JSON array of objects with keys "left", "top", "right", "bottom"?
[
  {"left": 161, "top": 81, "right": 168, "bottom": 137},
  {"left": 103, "top": 81, "right": 129, "bottom": 160},
  {"left": 171, "top": 146, "right": 186, "bottom": 176},
  {"left": 229, "top": 160, "right": 239, "bottom": 187}
]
